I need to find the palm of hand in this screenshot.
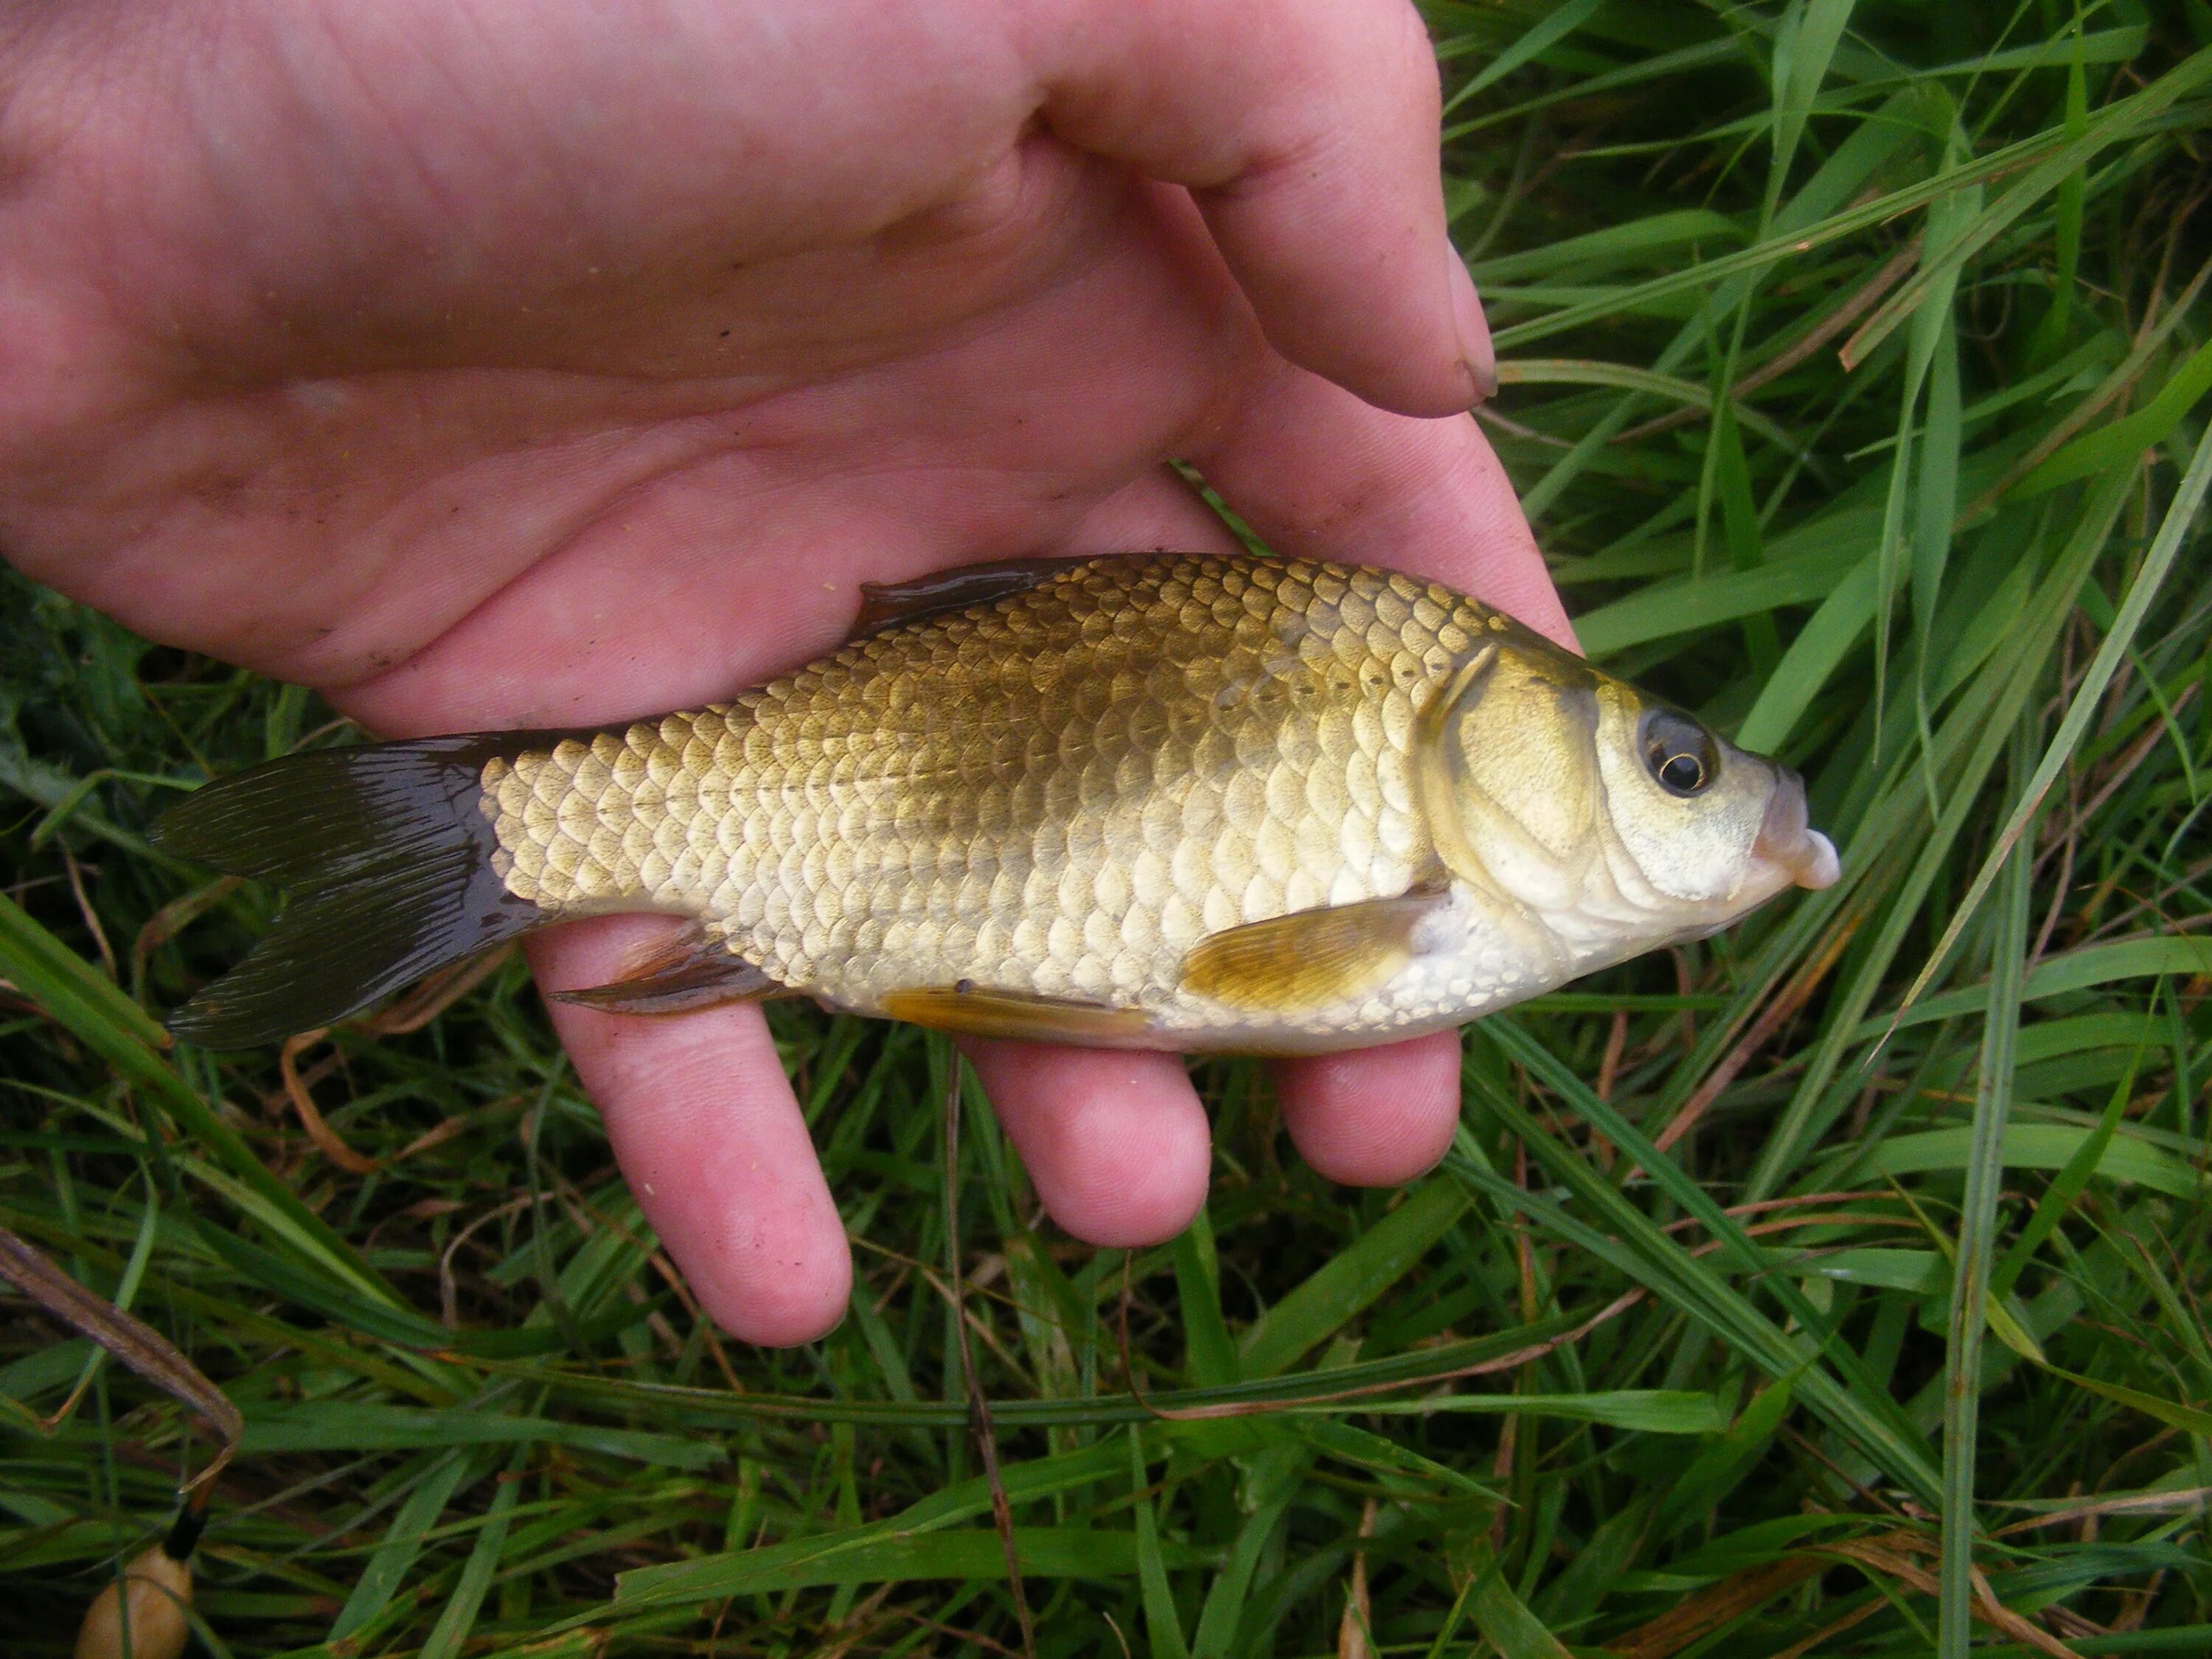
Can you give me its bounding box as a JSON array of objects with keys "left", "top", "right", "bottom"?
[{"left": 3, "top": 1, "right": 1568, "bottom": 1341}]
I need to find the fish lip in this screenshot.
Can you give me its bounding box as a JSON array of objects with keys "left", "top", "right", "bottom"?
[{"left": 1753, "top": 769, "right": 1841, "bottom": 891}]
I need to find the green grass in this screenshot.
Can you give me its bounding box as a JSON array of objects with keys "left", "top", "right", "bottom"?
[{"left": 7, "top": 3, "right": 2212, "bottom": 1654}]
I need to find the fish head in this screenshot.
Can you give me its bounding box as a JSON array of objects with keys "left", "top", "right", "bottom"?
[{"left": 1422, "top": 639, "right": 1840, "bottom": 967}]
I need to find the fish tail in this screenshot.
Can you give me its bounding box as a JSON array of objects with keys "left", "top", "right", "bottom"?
[{"left": 156, "top": 735, "right": 548, "bottom": 1048}]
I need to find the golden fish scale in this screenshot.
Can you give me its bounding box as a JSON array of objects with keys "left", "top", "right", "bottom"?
[{"left": 479, "top": 556, "right": 1506, "bottom": 1030}]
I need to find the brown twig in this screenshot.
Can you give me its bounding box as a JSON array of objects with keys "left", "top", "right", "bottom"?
[
  {"left": 1337, "top": 1499, "right": 1379, "bottom": 1659},
  {"left": 2038, "top": 683, "right": 2201, "bottom": 865},
  {"left": 1649, "top": 912, "right": 1862, "bottom": 1158},
  {"left": 549, "top": 1166, "right": 749, "bottom": 1394},
  {"left": 1615, "top": 236, "right": 1923, "bottom": 444},
  {"left": 880, "top": 1604, "right": 1029, "bottom": 1659},
  {"left": 1812, "top": 1531, "right": 2084, "bottom": 1658},
  {"left": 1778, "top": 1424, "right": 1910, "bottom": 1523},
  {"left": 2031, "top": 812, "right": 2079, "bottom": 965},
  {"left": 945, "top": 1051, "right": 1034, "bottom": 1659},
  {"left": 278, "top": 956, "right": 521, "bottom": 1175},
  {"left": 131, "top": 877, "right": 241, "bottom": 991},
  {"left": 1960, "top": 254, "right": 2212, "bottom": 523},
  {"left": 2079, "top": 858, "right": 2212, "bottom": 946},
  {"left": 1992, "top": 1486, "right": 2211, "bottom": 1537},
  {"left": 1472, "top": 403, "right": 1576, "bottom": 448},
  {"left": 438, "top": 1194, "right": 536, "bottom": 1329},
  {"left": 1758, "top": 1592, "right": 1888, "bottom": 1659},
  {"left": 63, "top": 847, "right": 119, "bottom": 982},
  {"left": 1589, "top": 1010, "right": 1627, "bottom": 1169},
  {"left": 358, "top": 945, "right": 519, "bottom": 1035},
  {"left": 1596, "top": 1009, "right": 1629, "bottom": 1104},
  {"left": 1608, "top": 1555, "right": 1828, "bottom": 1659},
  {"left": 0, "top": 1225, "right": 240, "bottom": 1496},
  {"left": 1659, "top": 1191, "right": 1892, "bottom": 1228},
  {"left": 277, "top": 1029, "right": 380, "bottom": 1175}
]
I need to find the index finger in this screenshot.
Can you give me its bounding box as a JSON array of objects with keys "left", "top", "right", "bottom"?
[
  {"left": 1190, "top": 345, "right": 1577, "bottom": 650},
  {"left": 1032, "top": 0, "right": 1489, "bottom": 420}
]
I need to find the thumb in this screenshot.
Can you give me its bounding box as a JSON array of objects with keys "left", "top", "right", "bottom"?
[{"left": 1028, "top": 0, "right": 1491, "bottom": 420}]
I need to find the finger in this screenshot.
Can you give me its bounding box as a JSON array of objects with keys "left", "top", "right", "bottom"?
[
  {"left": 528, "top": 917, "right": 851, "bottom": 1346},
  {"left": 962, "top": 1040, "right": 1211, "bottom": 1247},
  {"left": 1274, "top": 1032, "right": 1463, "bottom": 1186},
  {"left": 1187, "top": 356, "right": 1578, "bottom": 650},
  {"left": 1032, "top": 0, "right": 1486, "bottom": 419}
]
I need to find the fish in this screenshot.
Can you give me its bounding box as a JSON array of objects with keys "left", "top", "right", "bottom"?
[{"left": 156, "top": 552, "right": 1840, "bottom": 1054}]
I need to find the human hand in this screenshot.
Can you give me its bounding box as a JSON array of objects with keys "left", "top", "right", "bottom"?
[{"left": 1, "top": 0, "right": 1571, "bottom": 1343}]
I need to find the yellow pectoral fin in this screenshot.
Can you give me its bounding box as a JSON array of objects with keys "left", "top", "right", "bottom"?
[
  {"left": 880, "top": 984, "right": 1155, "bottom": 1046},
  {"left": 1182, "top": 890, "right": 1444, "bottom": 1012}
]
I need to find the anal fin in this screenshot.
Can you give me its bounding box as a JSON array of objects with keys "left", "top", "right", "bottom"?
[
  {"left": 552, "top": 926, "right": 786, "bottom": 1015},
  {"left": 1181, "top": 888, "right": 1446, "bottom": 1012},
  {"left": 880, "top": 983, "right": 1153, "bottom": 1045}
]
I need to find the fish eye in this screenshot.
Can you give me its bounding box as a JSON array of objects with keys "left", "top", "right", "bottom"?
[{"left": 1641, "top": 711, "right": 1717, "bottom": 797}]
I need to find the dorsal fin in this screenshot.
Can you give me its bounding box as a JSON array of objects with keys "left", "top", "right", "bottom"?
[{"left": 850, "top": 557, "right": 1077, "bottom": 640}]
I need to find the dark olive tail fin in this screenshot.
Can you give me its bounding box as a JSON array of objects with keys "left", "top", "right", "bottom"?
[{"left": 156, "top": 737, "right": 546, "bottom": 1048}]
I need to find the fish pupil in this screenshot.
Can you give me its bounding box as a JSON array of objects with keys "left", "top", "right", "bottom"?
[{"left": 1641, "top": 711, "right": 1715, "bottom": 796}]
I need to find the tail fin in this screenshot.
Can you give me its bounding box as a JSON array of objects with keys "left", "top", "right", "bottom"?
[{"left": 156, "top": 737, "right": 547, "bottom": 1048}]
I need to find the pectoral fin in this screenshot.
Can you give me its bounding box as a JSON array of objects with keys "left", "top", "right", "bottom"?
[
  {"left": 880, "top": 984, "right": 1153, "bottom": 1045},
  {"left": 1182, "top": 889, "right": 1445, "bottom": 1012},
  {"left": 552, "top": 926, "right": 786, "bottom": 1015}
]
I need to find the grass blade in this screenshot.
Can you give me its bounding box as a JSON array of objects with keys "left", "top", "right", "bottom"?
[
  {"left": 1937, "top": 721, "right": 2035, "bottom": 1658},
  {"left": 1896, "top": 415, "right": 2212, "bottom": 1020}
]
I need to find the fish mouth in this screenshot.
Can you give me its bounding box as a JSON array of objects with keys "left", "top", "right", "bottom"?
[{"left": 1752, "top": 769, "right": 1841, "bottom": 891}]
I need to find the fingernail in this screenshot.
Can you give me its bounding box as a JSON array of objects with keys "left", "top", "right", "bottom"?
[{"left": 1447, "top": 248, "right": 1498, "bottom": 403}]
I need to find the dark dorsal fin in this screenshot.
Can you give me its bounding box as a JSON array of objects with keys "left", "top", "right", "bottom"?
[
  {"left": 850, "top": 557, "right": 1078, "bottom": 641},
  {"left": 551, "top": 925, "right": 787, "bottom": 1015}
]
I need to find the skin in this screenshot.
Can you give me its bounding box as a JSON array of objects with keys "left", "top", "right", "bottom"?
[{"left": 0, "top": 0, "right": 1573, "bottom": 1344}]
